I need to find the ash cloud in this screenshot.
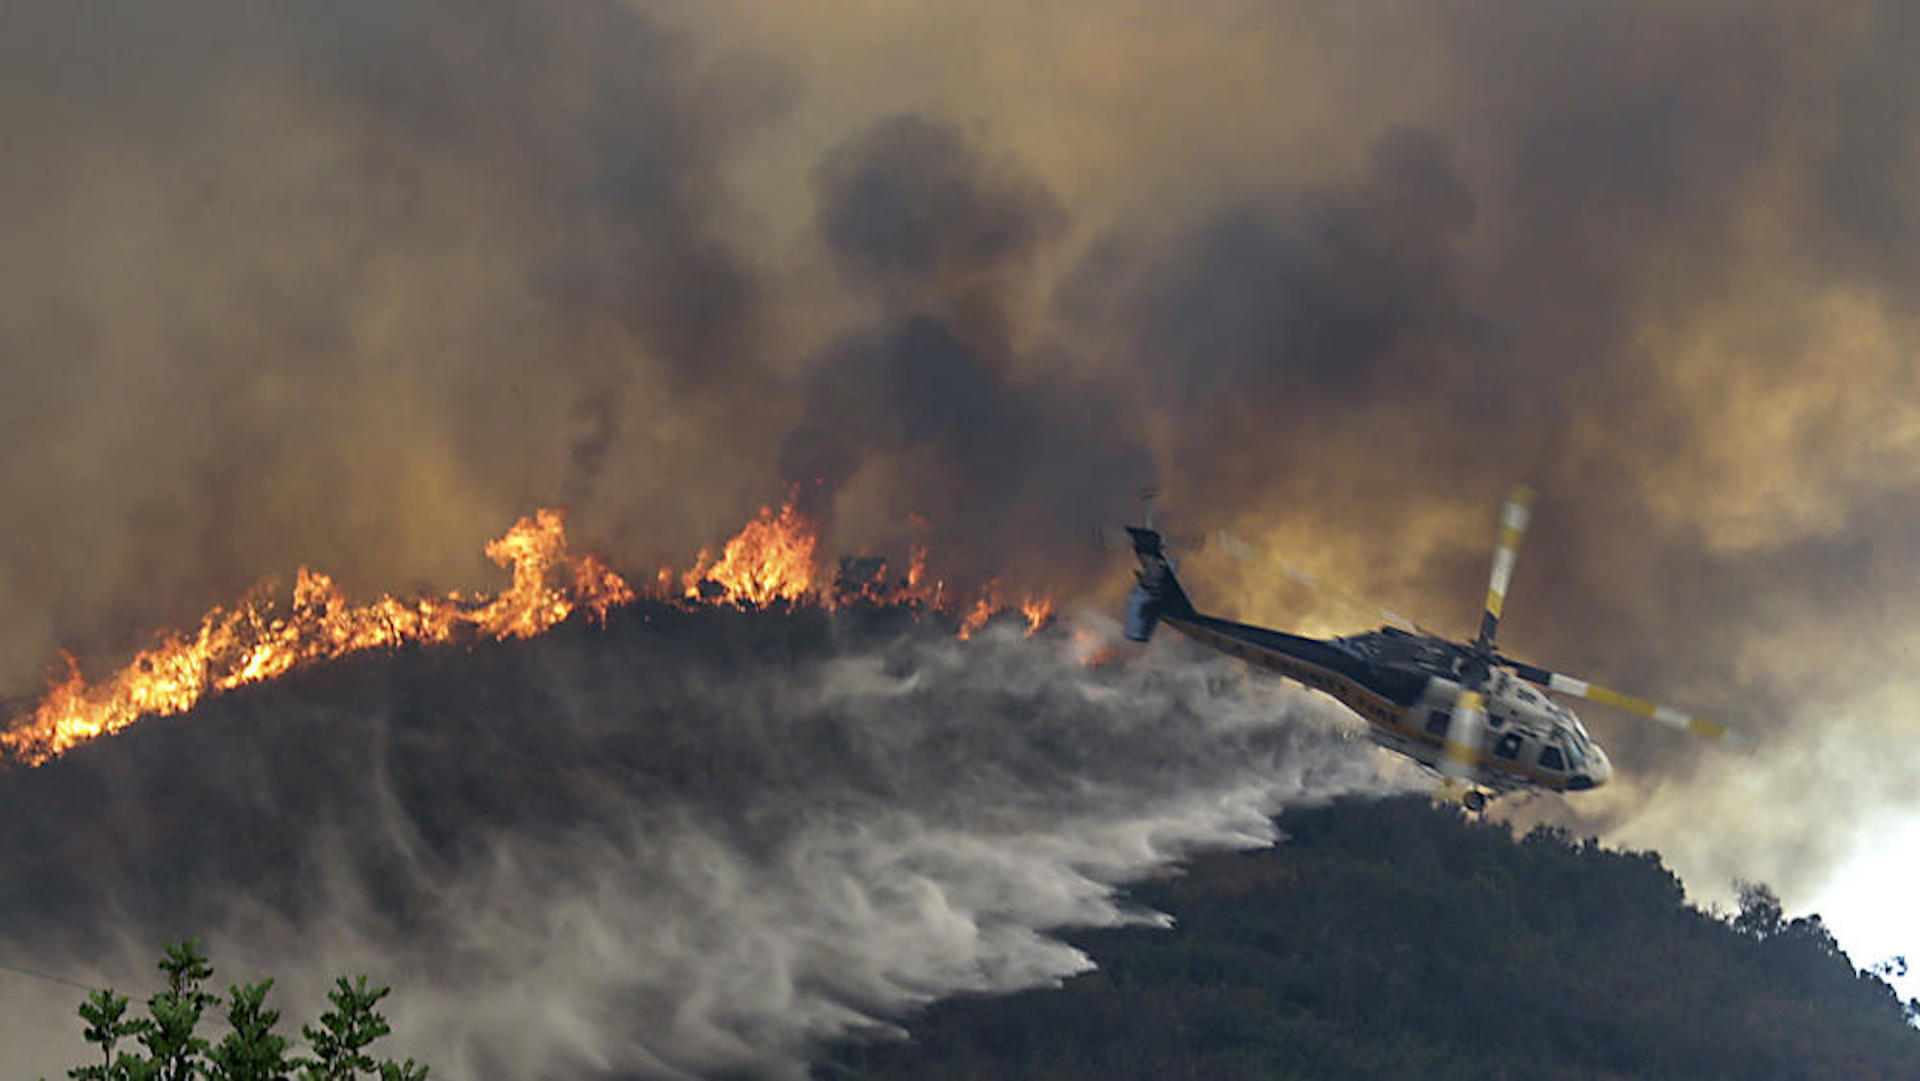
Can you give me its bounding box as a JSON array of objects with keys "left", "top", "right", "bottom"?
[
  {"left": 783, "top": 115, "right": 1143, "bottom": 587},
  {"left": 1818, "top": 2, "right": 1920, "bottom": 284},
  {"left": 778, "top": 315, "right": 1148, "bottom": 587},
  {"left": 0, "top": 611, "right": 1400, "bottom": 1079},
  {"left": 1071, "top": 127, "right": 1476, "bottom": 405},
  {"left": 815, "top": 114, "right": 1064, "bottom": 305},
  {"left": 1056, "top": 124, "right": 1489, "bottom": 517}
]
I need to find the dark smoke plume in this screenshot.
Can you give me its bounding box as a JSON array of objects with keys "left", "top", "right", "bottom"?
[
  {"left": 815, "top": 114, "right": 1065, "bottom": 305},
  {"left": 782, "top": 114, "right": 1145, "bottom": 586}
]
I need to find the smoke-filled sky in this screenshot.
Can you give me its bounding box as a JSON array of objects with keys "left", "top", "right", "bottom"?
[{"left": 4, "top": 0, "right": 1920, "bottom": 1025}]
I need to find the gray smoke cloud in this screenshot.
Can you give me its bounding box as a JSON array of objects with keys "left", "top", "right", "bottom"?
[{"left": 0, "top": 612, "right": 1405, "bottom": 1078}]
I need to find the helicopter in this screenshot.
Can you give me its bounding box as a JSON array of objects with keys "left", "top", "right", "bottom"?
[{"left": 1121, "top": 487, "right": 1727, "bottom": 811}]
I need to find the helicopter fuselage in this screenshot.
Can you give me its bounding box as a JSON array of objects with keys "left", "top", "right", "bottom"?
[{"left": 1159, "top": 613, "right": 1613, "bottom": 794}]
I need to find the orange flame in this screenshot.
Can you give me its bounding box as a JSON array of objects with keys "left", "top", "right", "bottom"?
[
  {"left": 0, "top": 510, "right": 631, "bottom": 767},
  {"left": 957, "top": 581, "right": 1002, "bottom": 641},
  {"left": 1020, "top": 595, "right": 1055, "bottom": 636},
  {"left": 3, "top": 501, "right": 1061, "bottom": 767},
  {"left": 680, "top": 502, "right": 817, "bottom": 606},
  {"left": 667, "top": 505, "right": 1049, "bottom": 636}
]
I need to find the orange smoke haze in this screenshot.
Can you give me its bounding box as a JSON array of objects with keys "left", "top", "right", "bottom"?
[{"left": 0, "top": 501, "right": 1056, "bottom": 767}]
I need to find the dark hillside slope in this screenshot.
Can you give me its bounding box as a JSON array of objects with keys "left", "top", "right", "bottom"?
[
  {"left": 1, "top": 605, "right": 1392, "bottom": 1079},
  {"left": 821, "top": 797, "right": 1920, "bottom": 1081}
]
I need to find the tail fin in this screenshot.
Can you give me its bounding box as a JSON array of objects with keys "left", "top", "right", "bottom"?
[{"left": 1123, "top": 525, "right": 1195, "bottom": 641}]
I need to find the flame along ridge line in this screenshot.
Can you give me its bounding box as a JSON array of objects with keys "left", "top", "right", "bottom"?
[{"left": 1, "top": 502, "right": 1054, "bottom": 767}]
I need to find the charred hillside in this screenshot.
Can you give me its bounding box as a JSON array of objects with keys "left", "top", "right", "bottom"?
[
  {"left": 0, "top": 603, "right": 1395, "bottom": 1079},
  {"left": 821, "top": 796, "right": 1920, "bottom": 1081}
]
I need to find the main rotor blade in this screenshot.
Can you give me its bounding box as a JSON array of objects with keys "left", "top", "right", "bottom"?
[
  {"left": 1500, "top": 658, "right": 1728, "bottom": 741},
  {"left": 1439, "top": 684, "right": 1488, "bottom": 781},
  {"left": 1216, "top": 531, "right": 1426, "bottom": 633},
  {"left": 1474, "top": 485, "right": 1536, "bottom": 653}
]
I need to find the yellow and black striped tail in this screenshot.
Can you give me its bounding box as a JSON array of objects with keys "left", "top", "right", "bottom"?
[{"left": 1474, "top": 484, "right": 1536, "bottom": 652}]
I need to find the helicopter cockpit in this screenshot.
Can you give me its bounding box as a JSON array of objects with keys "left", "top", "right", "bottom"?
[{"left": 1477, "top": 672, "right": 1613, "bottom": 790}]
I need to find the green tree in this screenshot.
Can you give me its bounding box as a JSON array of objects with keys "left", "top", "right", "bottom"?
[
  {"left": 68, "top": 988, "right": 145, "bottom": 1081},
  {"left": 140, "top": 940, "right": 217, "bottom": 1081},
  {"left": 207, "top": 980, "right": 295, "bottom": 1081},
  {"left": 299, "top": 977, "right": 426, "bottom": 1081},
  {"left": 53, "top": 942, "right": 428, "bottom": 1081}
]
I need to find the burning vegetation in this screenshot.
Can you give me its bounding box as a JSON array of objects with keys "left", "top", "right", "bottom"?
[{"left": 0, "top": 502, "right": 1054, "bottom": 766}]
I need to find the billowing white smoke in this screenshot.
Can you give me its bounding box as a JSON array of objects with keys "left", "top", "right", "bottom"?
[{"left": 0, "top": 611, "right": 1411, "bottom": 1079}]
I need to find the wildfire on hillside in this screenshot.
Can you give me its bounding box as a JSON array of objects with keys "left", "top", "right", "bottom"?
[
  {"left": 681, "top": 502, "right": 818, "bottom": 606},
  {"left": 0, "top": 502, "right": 1055, "bottom": 766}
]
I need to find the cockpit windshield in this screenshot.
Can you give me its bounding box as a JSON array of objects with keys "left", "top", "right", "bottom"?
[{"left": 1562, "top": 735, "right": 1586, "bottom": 772}]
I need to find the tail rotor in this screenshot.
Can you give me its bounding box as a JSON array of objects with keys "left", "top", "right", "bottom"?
[{"left": 1116, "top": 489, "right": 1197, "bottom": 642}]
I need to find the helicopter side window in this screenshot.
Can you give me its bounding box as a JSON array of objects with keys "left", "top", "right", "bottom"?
[
  {"left": 1426, "top": 710, "right": 1450, "bottom": 736},
  {"left": 1493, "top": 733, "right": 1524, "bottom": 760},
  {"left": 1538, "top": 745, "right": 1566, "bottom": 771}
]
